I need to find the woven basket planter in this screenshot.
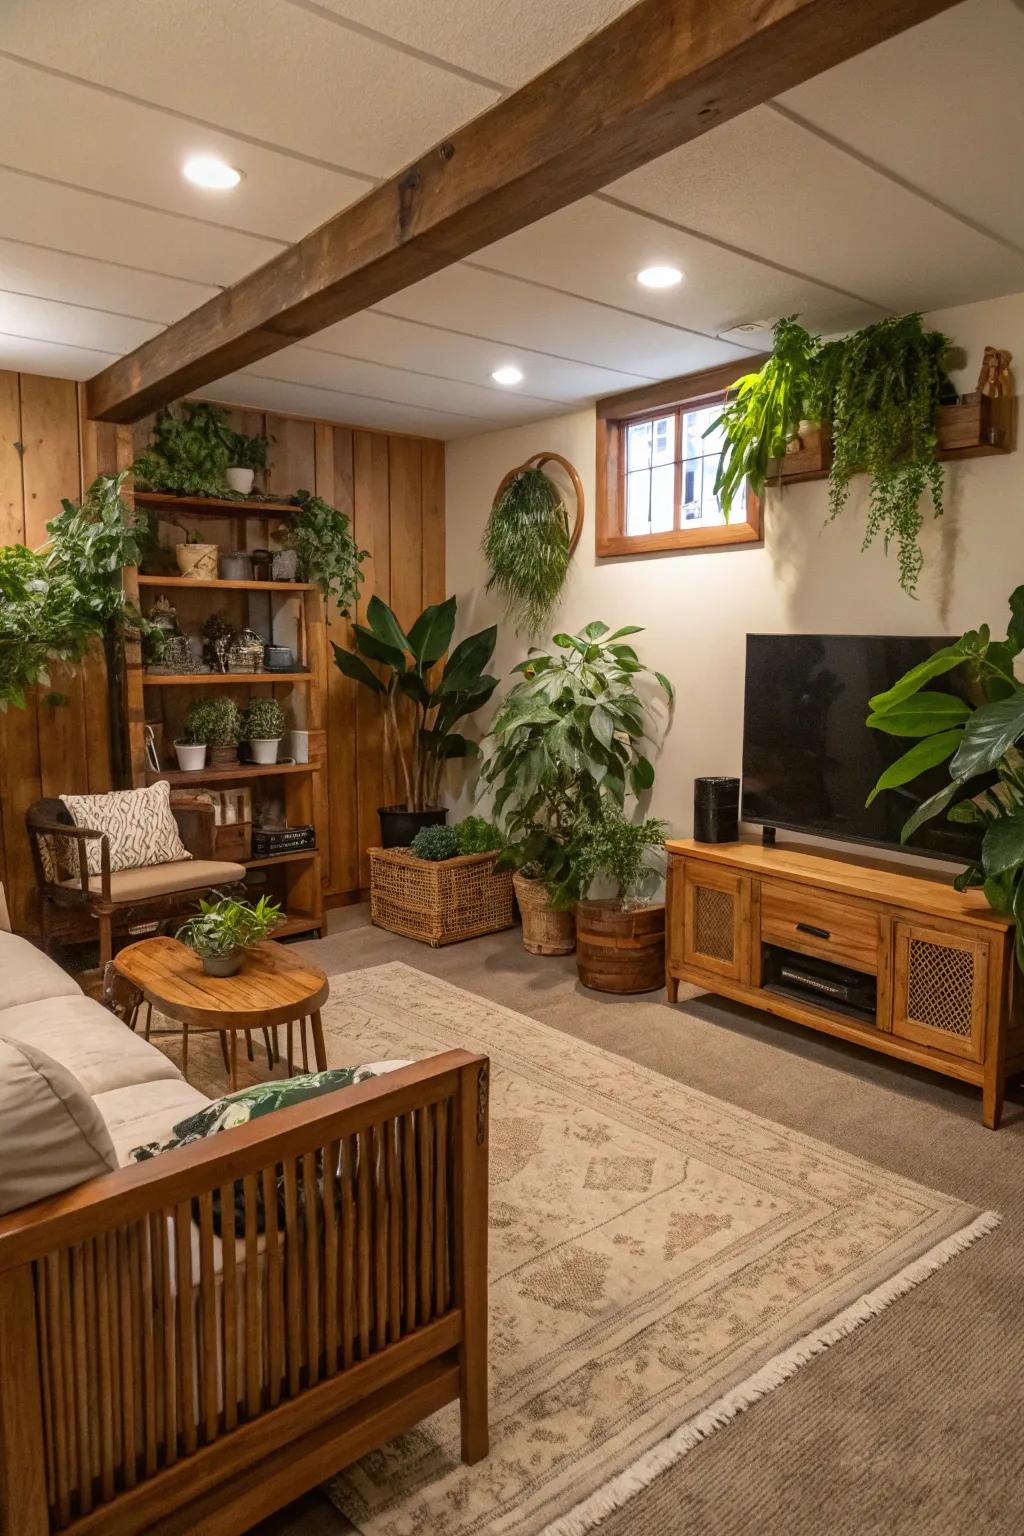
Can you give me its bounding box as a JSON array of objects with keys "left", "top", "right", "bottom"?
[
  {"left": 512, "top": 871, "right": 576, "bottom": 956},
  {"left": 369, "top": 847, "right": 515, "bottom": 947}
]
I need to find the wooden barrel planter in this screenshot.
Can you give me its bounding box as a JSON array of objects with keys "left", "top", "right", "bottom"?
[
  {"left": 512, "top": 872, "right": 576, "bottom": 956},
  {"left": 576, "top": 900, "right": 666, "bottom": 994}
]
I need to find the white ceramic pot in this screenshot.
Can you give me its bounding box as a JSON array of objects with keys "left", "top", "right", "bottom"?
[
  {"left": 289, "top": 729, "right": 309, "bottom": 763},
  {"left": 225, "top": 467, "right": 255, "bottom": 495},
  {"left": 248, "top": 738, "right": 281, "bottom": 765},
  {"left": 174, "top": 741, "right": 207, "bottom": 771}
]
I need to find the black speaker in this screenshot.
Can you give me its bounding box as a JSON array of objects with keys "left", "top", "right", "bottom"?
[{"left": 693, "top": 776, "right": 740, "bottom": 843}]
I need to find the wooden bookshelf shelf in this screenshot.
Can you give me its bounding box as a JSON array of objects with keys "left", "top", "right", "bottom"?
[
  {"left": 135, "top": 491, "right": 297, "bottom": 516},
  {"left": 138, "top": 575, "right": 317, "bottom": 592},
  {"left": 147, "top": 763, "right": 317, "bottom": 786},
  {"left": 245, "top": 849, "right": 319, "bottom": 870},
  {"left": 143, "top": 671, "right": 312, "bottom": 687}
]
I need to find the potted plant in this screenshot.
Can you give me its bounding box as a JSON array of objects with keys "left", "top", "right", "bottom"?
[
  {"left": 368, "top": 817, "right": 514, "bottom": 946},
  {"left": 482, "top": 463, "right": 574, "bottom": 634},
  {"left": 225, "top": 428, "right": 270, "bottom": 496},
  {"left": 333, "top": 594, "right": 499, "bottom": 847},
  {"left": 177, "top": 892, "right": 282, "bottom": 976},
  {"left": 277, "top": 490, "right": 366, "bottom": 618},
  {"left": 560, "top": 805, "right": 669, "bottom": 993},
  {"left": 241, "top": 697, "right": 286, "bottom": 765},
  {"left": 173, "top": 720, "right": 207, "bottom": 772},
  {"left": 133, "top": 402, "right": 235, "bottom": 499},
  {"left": 185, "top": 696, "right": 242, "bottom": 766},
  {"left": 174, "top": 528, "right": 219, "bottom": 580},
  {"left": 481, "top": 621, "right": 673, "bottom": 956}
]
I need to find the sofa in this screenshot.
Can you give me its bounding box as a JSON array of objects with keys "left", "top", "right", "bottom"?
[{"left": 0, "top": 929, "right": 489, "bottom": 1536}]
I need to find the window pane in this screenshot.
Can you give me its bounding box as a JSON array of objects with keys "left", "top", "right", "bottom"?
[
  {"left": 680, "top": 457, "right": 702, "bottom": 522},
  {"left": 626, "top": 421, "right": 652, "bottom": 473},
  {"left": 651, "top": 414, "right": 674, "bottom": 467},
  {"left": 682, "top": 403, "right": 722, "bottom": 459},
  {"left": 625, "top": 468, "right": 652, "bottom": 535},
  {"left": 649, "top": 463, "right": 675, "bottom": 531}
]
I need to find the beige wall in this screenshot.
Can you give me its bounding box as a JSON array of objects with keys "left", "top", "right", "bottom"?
[{"left": 445, "top": 291, "right": 1024, "bottom": 868}]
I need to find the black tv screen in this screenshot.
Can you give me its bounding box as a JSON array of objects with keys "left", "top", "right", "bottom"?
[{"left": 742, "top": 634, "right": 984, "bottom": 862}]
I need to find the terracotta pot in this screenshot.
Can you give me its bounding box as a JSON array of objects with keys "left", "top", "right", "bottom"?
[
  {"left": 512, "top": 872, "right": 575, "bottom": 956},
  {"left": 575, "top": 899, "right": 665, "bottom": 993},
  {"left": 175, "top": 542, "right": 219, "bottom": 580}
]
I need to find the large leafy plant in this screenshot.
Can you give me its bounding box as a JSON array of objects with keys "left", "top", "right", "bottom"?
[
  {"left": 480, "top": 622, "right": 673, "bottom": 895},
  {"left": 333, "top": 595, "right": 498, "bottom": 812},
  {"left": 0, "top": 471, "right": 148, "bottom": 711},
  {"left": 135, "top": 402, "right": 247, "bottom": 498},
  {"left": 482, "top": 467, "right": 571, "bottom": 635},
  {"left": 278, "top": 490, "right": 365, "bottom": 619},
  {"left": 866, "top": 587, "right": 1024, "bottom": 966},
  {"left": 177, "top": 893, "right": 282, "bottom": 958}
]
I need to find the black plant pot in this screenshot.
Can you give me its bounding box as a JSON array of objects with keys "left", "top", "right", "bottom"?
[{"left": 378, "top": 805, "right": 448, "bottom": 849}]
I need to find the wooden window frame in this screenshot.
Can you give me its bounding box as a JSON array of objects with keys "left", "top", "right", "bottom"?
[{"left": 596, "top": 356, "right": 768, "bottom": 557}]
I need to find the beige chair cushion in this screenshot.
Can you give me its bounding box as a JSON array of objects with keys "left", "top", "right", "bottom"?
[
  {"left": 0, "top": 1036, "right": 118, "bottom": 1214},
  {"left": 60, "top": 858, "right": 245, "bottom": 902},
  {"left": 93, "top": 1078, "right": 212, "bottom": 1166},
  {"left": 0, "top": 996, "right": 183, "bottom": 1096},
  {"left": 0, "top": 930, "right": 82, "bottom": 1009},
  {"left": 60, "top": 780, "right": 191, "bottom": 875}
]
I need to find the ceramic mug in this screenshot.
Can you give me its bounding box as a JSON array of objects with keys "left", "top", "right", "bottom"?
[{"left": 289, "top": 730, "right": 309, "bottom": 764}]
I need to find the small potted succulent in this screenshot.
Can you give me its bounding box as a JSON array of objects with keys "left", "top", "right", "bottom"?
[
  {"left": 173, "top": 721, "right": 207, "bottom": 773},
  {"left": 225, "top": 428, "right": 270, "bottom": 496},
  {"left": 185, "top": 696, "right": 243, "bottom": 767},
  {"left": 241, "top": 697, "right": 286, "bottom": 764},
  {"left": 177, "top": 892, "right": 282, "bottom": 976}
]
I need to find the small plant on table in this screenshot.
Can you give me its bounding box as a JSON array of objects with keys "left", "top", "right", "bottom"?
[{"left": 177, "top": 893, "right": 283, "bottom": 976}]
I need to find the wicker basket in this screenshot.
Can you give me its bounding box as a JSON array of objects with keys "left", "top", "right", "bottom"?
[
  {"left": 512, "top": 871, "right": 576, "bottom": 956},
  {"left": 369, "top": 847, "right": 514, "bottom": 947}
]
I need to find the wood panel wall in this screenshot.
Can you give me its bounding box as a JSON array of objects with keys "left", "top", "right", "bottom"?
[{"left": 0, "top": 372, "right": 445, "bottom": 935}]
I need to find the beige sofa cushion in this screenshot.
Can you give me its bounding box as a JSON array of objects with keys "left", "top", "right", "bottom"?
[
  {"left": 94, "top": 1079, "right": 212, "bottom": 1166},
  {"left": 0, "top": 996, "right": 182, "bottom": 1096},
  {"left": 60, "top": 780, "right": 191, "bottom": 875},
  {"left": 0, "top": 1036, "right": 118, "bottom": 1214},
  {"left": 0, "top": 930, "right": 82, "bottom": 1009},
  {"left": 60, "top": 859, "right": 245, "bottom": 902}
]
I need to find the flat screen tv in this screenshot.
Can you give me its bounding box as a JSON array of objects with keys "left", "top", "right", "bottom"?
[{"left": 742, "top": 634, "right": 984, "bottom": 862}]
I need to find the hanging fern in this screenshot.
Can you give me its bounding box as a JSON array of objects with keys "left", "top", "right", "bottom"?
[
  {"left": 482, "top": 467, "right": 570, "bottom": 634},
  {"left": 810, "top": 314, "right": 953, "bottom": 597}
]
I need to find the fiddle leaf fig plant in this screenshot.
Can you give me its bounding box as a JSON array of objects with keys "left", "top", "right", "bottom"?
[
  {"left": 866, "top": 586, "right": 1024, "bottom": 969},
  {"left": 480, "top": 621, "right": 673, "bottom": 896},
  {"left": 333, "top": 594, "right": 498, "bottom": 811}
]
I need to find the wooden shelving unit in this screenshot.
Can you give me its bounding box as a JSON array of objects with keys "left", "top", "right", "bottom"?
[{"left": 125, "top": 489, "right": 327, "bottom": 938}]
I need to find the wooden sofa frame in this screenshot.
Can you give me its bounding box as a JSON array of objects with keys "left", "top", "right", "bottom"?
[
  {"left": 0, "top": 1051, "right": 489, "bottom": 1536},
  {"left": 26, "top": 793, "right": 245, "bottom": 966}
]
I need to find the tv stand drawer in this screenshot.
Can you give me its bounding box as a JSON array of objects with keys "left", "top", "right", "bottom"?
[{"left": 759, "top": 880, "right": 879, "bottom": 974}]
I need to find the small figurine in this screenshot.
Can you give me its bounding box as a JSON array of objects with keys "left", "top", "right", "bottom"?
[
  {"left": 977, "top": 346, "right": 1014, "bottom": 400},
  {"left": 202, "top": 611, "right": 233, "bottom": 674}
]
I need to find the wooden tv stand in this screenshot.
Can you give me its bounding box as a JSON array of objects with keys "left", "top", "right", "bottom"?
[{"left": 665, "top": 838, "right": 1024, "bottom": 1128}]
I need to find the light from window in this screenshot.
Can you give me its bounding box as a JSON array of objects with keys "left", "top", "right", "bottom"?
[{"left": 623, "top": 403, "right": 734, "bottom": 536}]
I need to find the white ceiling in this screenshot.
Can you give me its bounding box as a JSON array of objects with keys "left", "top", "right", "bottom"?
[{"left": 1, "top": 0, "right": 1022, "bottom": 438}]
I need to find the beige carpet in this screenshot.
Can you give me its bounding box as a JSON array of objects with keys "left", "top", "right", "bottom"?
[{"left": 240, "top": 961, "right": 997, "bottom": 1536}]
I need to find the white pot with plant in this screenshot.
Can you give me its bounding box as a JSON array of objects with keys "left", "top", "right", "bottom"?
[
  {"left": 225, "top": 427, "right": 270, "bottom": 497},
  {"left": 242, "top": 697, "right": 286, "bottom": 764},
  {"left": 176, "top": 893, "right": 282, "bottom": 977},
  {"left": 173, "top": 729, "right": 207, "bottom": 772},
  {"left": 185, "top": 697, "right": 242, "bottom": 767}
]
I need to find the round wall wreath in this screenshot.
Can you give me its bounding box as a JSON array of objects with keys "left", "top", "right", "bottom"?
[{"left": 482, "top": 452, "right": 584, "bottom": 635}]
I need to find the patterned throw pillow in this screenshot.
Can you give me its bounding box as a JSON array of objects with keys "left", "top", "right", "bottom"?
[
  {"left": 60, "top": 781, "right": 191, "bottom": 876},
  {"left": 131, "top": 1061, "right": 411, "bottom": 1234}
]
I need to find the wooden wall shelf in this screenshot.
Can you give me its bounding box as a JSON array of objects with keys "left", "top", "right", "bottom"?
[
  {"left": 143, "top": 671, "right": 312, "bottom": 687},
  {"left": 147, "top": 763, "right": 317, "bottom": 785},
  {"left": 772, "top": 395, "right": 1016, "bottom": 486},
  {"left": 138, "top": 575, "right": 317, "bottom": 593},
  {"left": 135, "top": 491, "right": 297, "bottom": 517}
]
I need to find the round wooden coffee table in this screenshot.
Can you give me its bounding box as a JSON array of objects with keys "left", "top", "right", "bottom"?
[{"left": 112, "top": 936, "right": 330, "bottom": 1090}]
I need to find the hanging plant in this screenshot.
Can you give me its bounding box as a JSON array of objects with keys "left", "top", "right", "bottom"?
[
  {"left": 708, "top": 316, "right": 820, "bottom": 519},
  {"left": 482, "top": 456, "right": 583, "bottom": 634},
  {"left": 277, "top": 490, "right": 366, "bottom": 619},
  {"left": 810, "top": 313, "right": 954, "bottom": 597}
]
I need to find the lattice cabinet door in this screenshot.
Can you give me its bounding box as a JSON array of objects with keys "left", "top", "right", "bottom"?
[
  {"left": 891, "top": 922, "right": 989, "bottom": 1062},
  {"left": 680, "top": 864, "right": 750, "bottom": 983}
]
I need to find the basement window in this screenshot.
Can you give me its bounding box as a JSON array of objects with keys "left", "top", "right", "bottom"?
[{"left": 596, "top": 361, "right": 764, "bottom": 556}]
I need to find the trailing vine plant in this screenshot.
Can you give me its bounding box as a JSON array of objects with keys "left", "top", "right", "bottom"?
[
  {"left": 278, "top": 490, "right": 366, "bottom": 619},
  {"left": 810, "top": 314, "right": 954, "bottom": 597},
  {"left": 482, "top": 466, "right": 572, "bottom": 635}
]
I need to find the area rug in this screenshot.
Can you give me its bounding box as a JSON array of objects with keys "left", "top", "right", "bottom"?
[{"left": 306, "top": 962, "right": 997, "bottom": 1536}]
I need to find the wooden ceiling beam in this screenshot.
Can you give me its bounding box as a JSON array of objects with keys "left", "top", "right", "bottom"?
[{"left": 86, "top": 0, "right": 959, "bottom": 423}]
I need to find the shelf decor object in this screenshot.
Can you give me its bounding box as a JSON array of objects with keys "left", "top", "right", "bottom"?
[{"left": 369, "top": 846, "right": 515, "bottom": 947}]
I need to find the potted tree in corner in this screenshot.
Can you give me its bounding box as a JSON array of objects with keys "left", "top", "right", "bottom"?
[
  {"left": 332, "top": 594, "right": 498, "bottom": 846},
  {"left": 481, "top": 622, "right": 673, "bottom": 956},
  {"left": 557, "top": 806, "right": 668, "bottom": 992}
]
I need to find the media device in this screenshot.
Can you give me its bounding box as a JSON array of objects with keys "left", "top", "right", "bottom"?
[
  {"left": 693, "top": 776, "right": 739, "bottom": 843},
  {"left": 742, "top": 634, "right": 985, "bottom": 863}
]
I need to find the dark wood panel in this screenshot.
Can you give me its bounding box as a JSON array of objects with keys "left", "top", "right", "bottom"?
[{"left": 354, "top": 433, "right": 391, "bottom": 885}]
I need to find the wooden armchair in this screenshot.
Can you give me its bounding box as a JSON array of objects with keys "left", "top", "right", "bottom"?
[
  {"left": 0, "top": 1051, "right": 489, "bottom": 1536},
  {"left": 26, "top": 792, "right": 246, "bottom": 964}
]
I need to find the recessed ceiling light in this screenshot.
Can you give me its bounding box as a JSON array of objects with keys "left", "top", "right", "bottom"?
[
  {"left": 491, "top": 365, "right": 524, "bottom": 386},
  {"left": 637, "top": 265, "right": 683, "bottom": 290},
  {"left": 183, "top": 155, "right": 243, "bottom": 190}
]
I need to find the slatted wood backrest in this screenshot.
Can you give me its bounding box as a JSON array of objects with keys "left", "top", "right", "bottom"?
[{"left": 0, "top": 1052, "right": 483, "bottom": 1534}]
